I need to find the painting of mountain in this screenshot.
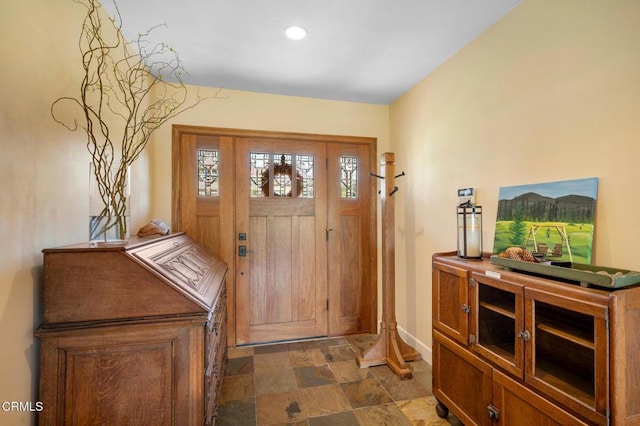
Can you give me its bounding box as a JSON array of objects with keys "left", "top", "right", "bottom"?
[{"left": 493, "top": 177, "right": 599, "bottom": 264}]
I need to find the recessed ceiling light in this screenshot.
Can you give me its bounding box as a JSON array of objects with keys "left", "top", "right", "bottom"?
[{"left": 285, "top": 25, "right": 308, "bottom": 41}]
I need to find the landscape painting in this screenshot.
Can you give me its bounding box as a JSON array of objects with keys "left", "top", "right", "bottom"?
[{"left": 493, "top": 177, "right": 599, "bottom": 264}]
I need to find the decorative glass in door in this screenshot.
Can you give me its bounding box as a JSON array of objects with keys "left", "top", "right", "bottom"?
[
  {"left": 197, "top": 149, "right": 219, "bottom": 197},
  {"left": 249, "top": 152, "right": 314, "bottom": 198},
  {"left": 340, "top": 156, "right": 358, "bottom": 199}
]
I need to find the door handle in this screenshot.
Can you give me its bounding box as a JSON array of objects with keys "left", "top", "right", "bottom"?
[
  {"left": 326, "top": 228, "right": 334, "bottom": 241},
  {"left": 238, "top": 246, "right": 253, "bottom": 256}
]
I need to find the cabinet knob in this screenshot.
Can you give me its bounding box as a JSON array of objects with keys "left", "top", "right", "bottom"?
[
  {"left": 461, "top": 304, "right": 471, "bottom": 314},
  {"left": 517, "top": 330, "right": 531, "bottom": 342}
]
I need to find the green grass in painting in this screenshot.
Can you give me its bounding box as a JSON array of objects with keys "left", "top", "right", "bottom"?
[{"left": 493, "top": 221, "right": 594, "bottom": 264}]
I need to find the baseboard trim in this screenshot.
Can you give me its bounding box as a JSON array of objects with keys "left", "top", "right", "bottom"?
[{"left": 397, "top": 325, "right": 432, "bottom": 365}]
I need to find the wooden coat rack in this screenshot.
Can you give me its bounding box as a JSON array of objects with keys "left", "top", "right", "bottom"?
[{"left": 356, "top": 152, "right": 421, "bottom": 379}]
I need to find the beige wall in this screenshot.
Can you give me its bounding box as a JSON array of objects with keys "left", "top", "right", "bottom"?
[
  {"left": 0, "top": 1, "right": 388, "bottom": 424},
  {"left": 390, "top": 0, "right": 640, "bottom": 360}
]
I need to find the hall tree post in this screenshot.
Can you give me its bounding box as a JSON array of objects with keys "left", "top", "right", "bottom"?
[{"left": 356, "top": 152, "right": 421, "bottom": 378}]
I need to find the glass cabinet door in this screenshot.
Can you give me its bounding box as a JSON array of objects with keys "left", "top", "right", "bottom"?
[
  {"left": 470, "top": 272, "right": 525, "bottom": 378},
  {"left": 524, "top": 287, "right": 609, "bottom": 425}
]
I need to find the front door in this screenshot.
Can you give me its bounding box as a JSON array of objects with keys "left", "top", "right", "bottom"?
[
  {"left": 173, "top": 126, "right": 376, "bottom": 346},
  {"left": 235, "top": 137, "right": 328, "bottom": 344}
]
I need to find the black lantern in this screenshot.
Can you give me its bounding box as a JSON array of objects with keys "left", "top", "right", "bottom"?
[{"left": 457, "top": 201, "right": 482, "bottom": 258}]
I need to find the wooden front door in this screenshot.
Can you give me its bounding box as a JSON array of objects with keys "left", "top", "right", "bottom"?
[
  {"left": 235, "top": 137, "right": 329, "bottom": 344},
  {"left": 173, "top": 126, "right": 376, "bottom": 346}
]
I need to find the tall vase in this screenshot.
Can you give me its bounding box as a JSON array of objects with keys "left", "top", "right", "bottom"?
[{"left": 89, "top": 162, "right": 130, "bottom": 244}]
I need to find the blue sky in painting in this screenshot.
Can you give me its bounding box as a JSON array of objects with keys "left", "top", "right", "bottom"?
[{"left": 498, "top": 178, "right": 599, "bottom": 201}]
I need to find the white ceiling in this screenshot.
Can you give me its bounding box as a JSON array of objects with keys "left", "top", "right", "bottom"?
[{"left": 102, "top": 0, "right": 521, "bottom": 105}]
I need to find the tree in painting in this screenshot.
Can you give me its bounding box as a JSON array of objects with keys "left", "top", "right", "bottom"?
[{"left": 508, "top": 205, "right": 527, "bottom": 246}]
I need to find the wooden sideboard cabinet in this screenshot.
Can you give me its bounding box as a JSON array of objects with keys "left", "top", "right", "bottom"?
[
  {"left": 432, "top": 252, "right": 640, "bottom": 426},
  {"left": 36, "top": 233, "right": 228, "bottom": 425}
]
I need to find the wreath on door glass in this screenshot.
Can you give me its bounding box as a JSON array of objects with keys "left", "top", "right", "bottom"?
[{"left": 261, "top": 154, "right": 303, "bottom": 197}]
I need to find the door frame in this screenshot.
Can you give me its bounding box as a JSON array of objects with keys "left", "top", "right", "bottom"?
[{"left": 172, "top": 124, "right": 378, "bottom": 347}]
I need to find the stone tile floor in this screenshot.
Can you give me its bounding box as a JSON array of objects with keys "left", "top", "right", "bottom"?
[{"left": 216, "top": 334, "right": 462, "bottom": 425}]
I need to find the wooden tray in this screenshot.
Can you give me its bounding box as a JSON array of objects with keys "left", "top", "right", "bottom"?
[{"left": 490, "top": 255, "right": 640, "bottom": 289}]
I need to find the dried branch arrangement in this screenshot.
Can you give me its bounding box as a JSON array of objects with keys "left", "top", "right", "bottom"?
[{"left": 52, "top": 0, "right": 218, "bottom": 241}]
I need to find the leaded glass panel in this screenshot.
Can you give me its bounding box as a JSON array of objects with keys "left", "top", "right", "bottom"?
[
  {"left": 340, "top": 156, "right": 358, "bottom": 199},
  {"left": 197, "top": 149, "right": 219, "bottom": 196},
  {"left": 249, "top": 152, "right": 315, "bottom": 198},
  {"left": 250, "top": 152, "right": 270, "bottom": 197},
  {"left": 296, "top": 154, "right": 314, "bottom": 198},
  {"left": 273, "top": 153, "right": 293, "bottom": 197}
]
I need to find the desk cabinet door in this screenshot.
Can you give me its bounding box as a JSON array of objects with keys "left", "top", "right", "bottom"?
[{"left": 38, "top": 323, "right": 204, "bottom": 426}]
